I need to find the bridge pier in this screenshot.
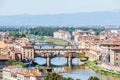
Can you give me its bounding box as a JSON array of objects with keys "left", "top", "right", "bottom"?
[
  {"left": 40, "top": 46, "right": 42, "bottom": 49},
  {"left": 64, "top": 45, "right": 67, "bottom": 49},
  {"left": 46, "top": 56, "right": 50, "bottom": 67},
  {"left": 46, "top": 53, "right": 51, "bottom": 67},
  {"left": 67, "top": 55, "right": 72, "bottom": 72},
  {"left": 67, "top": 55, "right": 72, "bottom": 67},
  {"left": 52, "top": 45, "right": 55, "bottom": 49}
]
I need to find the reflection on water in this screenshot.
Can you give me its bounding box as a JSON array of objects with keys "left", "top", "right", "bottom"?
[
  {"left": 62, "top": 70, "right": 100, "bottom": 80},
  {"left": 34, "top": 57, "right": 108, "bottom": 80}
]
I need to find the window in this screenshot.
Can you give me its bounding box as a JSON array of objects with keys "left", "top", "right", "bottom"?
[
  {"left": 24, "top": 54, "right": 25, "bottom": 58},
  {"left": 28, "top": 53, "right": 29, "bottom": 57},
  {"left": 116, "top": 54, "right": 118, "bottom": 56},
  {"left": 116, "top": 58, "right": 119, "bottom": 60},
  {"left": 116, "top": 63, "right": 119, "bottom": 66}
]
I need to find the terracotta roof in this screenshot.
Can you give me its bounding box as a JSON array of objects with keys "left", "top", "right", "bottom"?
[
  {"left": 109, "top": 77, "right": 120, "bottom": 80},
  {"left": 3, "top": 66, "right": 42, "bottom": 77},
  {"left": 94, "top": 36, "right": 100, "bottom": 40},
  {"left": 73, "top": 30, "right": 83, "bottom": 35},
  {"left": 0, "top": 41, "right": 8, "bottom": 49},
  {"left": 55, "top": 30, "right": 70, "bottom": 34},
  {"left": 30, "top": 69, "right": 41, "bottom": 76},
  {"left": 17, "top": 69, "right": 30, "bottom": 77},
  {"left": 0, "top": 55, "right": 10, "bottom": 60},
  {"left": 111, "top": 46, "right": 120, "bottom": 50},
  {"left": 101, "top": 41, "right": 120, "bottom": 46},
  {"left": 3, "top": 66, "right": 16, "bottom": 69},
  {"left": 17, "top": 69, "right": 41, "bottom": 77}
]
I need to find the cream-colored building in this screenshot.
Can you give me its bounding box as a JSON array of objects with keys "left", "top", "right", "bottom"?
[
  {"left": 10, "top": 38, "right": 34, "bottom": 61},
  {"left": 89, "top": 49, "right": 100, "bottom": 61},
  {"left": 72, "top": 29, "right": 95, "bottom": 43},
  {"left": 53, "top": 30, "right": 71, "bottom": 40},
  {"left": 110, "top": 47, "right": 120, "bottom": 66},
  {"left": 100, "top": 40, "right": 120, "bottom": 64}
]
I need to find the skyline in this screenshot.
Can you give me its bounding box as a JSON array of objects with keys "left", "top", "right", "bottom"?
[{"left": 0, "top": 0, "right": 120, "bottom": 16}]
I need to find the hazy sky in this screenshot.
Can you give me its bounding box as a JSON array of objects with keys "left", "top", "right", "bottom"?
[{"left": 0, "top": 0, "right": 120, "bottom": 15}]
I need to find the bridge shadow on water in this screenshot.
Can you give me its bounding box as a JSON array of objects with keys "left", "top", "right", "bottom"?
[
  {"left": 39, "top": 64, "right": 86, "bottom": 73},
  {"left": 34, "top": 56, "right": 81, "bottom": 67}
]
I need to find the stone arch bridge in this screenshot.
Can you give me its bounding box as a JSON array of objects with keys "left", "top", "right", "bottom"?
[{"left": 34, "top": 48, "right": 90, "bottom": 66}]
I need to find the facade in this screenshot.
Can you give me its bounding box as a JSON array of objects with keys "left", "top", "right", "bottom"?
[
  {"left": 2, "top": 66, "right": 46, "bottom": 80},
  {"left": 0, "top": 41, "right": 13, "bottom": 55},
  {"left": 0, "top": 33, "right": 35, "bottom": 61},
  {"left": 89, "top": 50, "right": 100, "bottom": 61},
  {"left": 72, "top": 29, "right": 95, "bottom": 43},
  {"left": 110, "top": 47, "right": 120, "bottom": 66},
  {"left": 72, "top": 29, "right": 101, "bottom": 61},
  {"left": 53, "top": 30, "right": 71, "bottom": 40},
  {"left": 100, "top": 40, "right": 120, "bottom": 65},
  {"left": 98, "top": 29, "right": 120, "bottom": 67},
  {"left": 10, "top": 38, "right": 34, "bottom": 61}
]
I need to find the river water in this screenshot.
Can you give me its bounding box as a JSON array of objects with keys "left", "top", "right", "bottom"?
[
  {"left": 34, "top": 45, "right": 109, "bottom": 80},
  {"left": 34, "top": 57, "right": 108, "bottom": 80}
]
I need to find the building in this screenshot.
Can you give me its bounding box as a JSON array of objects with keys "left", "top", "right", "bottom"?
[
  {"left": 98, "top": 29, "right": 120, "bottom": 67},
  {"left": 10, "top": 38, "right": 34, "bottom": 61},
  {"left": 2, "top": 66, "right": 46, "bottom": 80},
  {"left": 0, "top": 40, "right": 13, "bottom": 55},
  {"left": 72, "top": 29, "right": 95, "bottom": 43},
  {"left": 110, "top": 46, "right": 120, "bottom": 66},
  {"left": 100, "top": 29, "right": 120, "bottom": 41},
  {"left": 53, "top": 30, "right": 71, "bottom": 40},
  {"left": 89, "top": 49, "right": 101, "bottom": 61},
  {"left": 0, "top": 32, "right": 34, "bottom": 61},
  {"left": 100, "top": 40, "right": 120, "bottom": 65},
  {"left": 72, "top": 30, "right": 83, "bottom": 43}
]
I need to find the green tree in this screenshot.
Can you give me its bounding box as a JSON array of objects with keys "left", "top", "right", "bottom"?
[
  {"left": 44, "top": 73, "right": 73, "bottom": 80},
  {"left": 8, "top": 59, "right": 27, "bottom": 67},
  {"left": 35, "top": 64, "right": 40, "bottom": 69},
  {"left": 88, "top": 76, "right": 100, "bottom": 80},
  {"left": 9, "top": 32, "right": 25, "bottom": 38}
]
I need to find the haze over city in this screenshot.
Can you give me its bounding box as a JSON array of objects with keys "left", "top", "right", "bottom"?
[
  {"left": 0, "top": 0, "right": 120, "bottom": 15},
  {"left": 0, "top": 0, "right": 120, "bottom": 25}
]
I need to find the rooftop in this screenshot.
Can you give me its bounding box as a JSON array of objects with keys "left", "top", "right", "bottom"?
[
  {"left": 55, "top": 30, "right": 70, "bottom": 34},
  {"left": 0, "top": 54, "right": 10, "bottom": 60},
  {"left": 3, "top": 66, "right": 42, "bottom": 77},
  {"left": 111, "top": 46, "right": 120, "bottom": 50}
]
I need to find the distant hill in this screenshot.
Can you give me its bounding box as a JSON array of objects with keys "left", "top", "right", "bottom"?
[{"left": 0, "top": 11, "right": 120, "bottom": 25}]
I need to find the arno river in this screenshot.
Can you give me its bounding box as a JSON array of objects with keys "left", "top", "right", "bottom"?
[
  {"left": 34, "top": 57, "right": 108, "bottom": 80},
  {"left": 34, "top": 45, "right": 109, "bottom": 80}
]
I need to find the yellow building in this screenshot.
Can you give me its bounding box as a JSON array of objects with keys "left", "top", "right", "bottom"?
[
  {"left": 10, "top": 38, "right": 34, "bottom": 61},
  {"left": 21, "top": 43, "right": 34, "bottom": 60}
]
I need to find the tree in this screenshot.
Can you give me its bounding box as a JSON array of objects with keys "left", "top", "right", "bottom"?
[
  {"left": 88, "top": 76, "right": 100, "bottom": 80},
  {"left": 9, "top": 32, "right": 25, "bottom": 38},
  {"left": 35, "top": 64, "right": 40, "bottom": 69},
  {"left": 8, "top": 59, "right": 27, "bottom": 67},
  {"left": 44, "top": 73, "right": 73, "bottom": 80}
]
